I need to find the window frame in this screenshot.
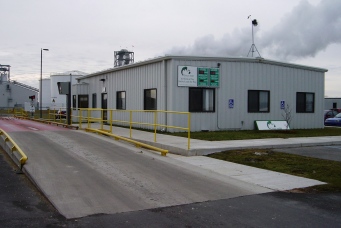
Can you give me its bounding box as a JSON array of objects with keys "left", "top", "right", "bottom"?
[
  {"left": 72, "top": 95, "right": 76, "bottom": 108},
  {"left": 189, "top": 88, "right": 215, "bottom": 112},
  {"left": 144, "top": 89, "right": 157, "bottom": 110},
  {"left": 78, "top": 95, "right": 89, "bottom": 108},
  {"left": 296, "top": 92, "right": 315, "bottom": 113},
  {"left": 116, "top": 91, "right": 126, "bottom": 110},
  {"left": 92, "top": 93, "right": 97, "bottom": 108},
  {"left": 247, "top": 90, "right": 270, "bottom": 113}
]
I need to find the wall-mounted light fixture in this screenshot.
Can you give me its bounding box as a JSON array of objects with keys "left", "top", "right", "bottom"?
[
  {"left": 217, "top": 63, "right": 221, "bottom": 68},
  {"left": 100, "top": 79, "right": 105, "bottom": 82}
]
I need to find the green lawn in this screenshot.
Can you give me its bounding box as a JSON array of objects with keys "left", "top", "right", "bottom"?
[{"left": 207, "top": 149, "right": 341, "bottom": 193}]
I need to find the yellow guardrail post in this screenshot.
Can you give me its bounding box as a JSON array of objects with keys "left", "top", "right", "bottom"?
[
  {"left": 188, "top": 112, "right": 191, "bottom": 150},
  {"left": 129, "top": 110, "right": 132, "bottom": 138},
  {"left": 79, "top": 108, "right": 83, "bottom": 129},
  {"left": 86, "top": 109, "right": 91, "bottom": 128},
  {"left": 101, "top": 109, "right": 102, "bottom": 129},
  {"left": 154, "top": 111, "right": 157, "bottom": 142},
  {"left": 109, "top": 109, "right": 113, "bottom": 133}
]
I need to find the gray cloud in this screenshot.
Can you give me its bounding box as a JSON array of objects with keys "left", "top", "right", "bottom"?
[
  {"left": 166, "top": 27, "right": 251, "bottom": 57},
  {"left": 165, "top": 0, "right": 341, "bottom": 61},
  {"left": 261, "top": 0, "right": 341, "bottom": 60}
]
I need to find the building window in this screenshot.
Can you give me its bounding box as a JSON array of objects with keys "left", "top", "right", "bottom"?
[
  {"left": 116, "top": 91, "right": 126, "bottom": 110},
  {"left": 189, "top": 88, "right": 215, "bottom": 112},
  {"left": 78, "top": 95, "right": 89, "bottom": 108},
  {"left": 72, "top": 95, "right": 76, "bottom": 108},
  {"left": 296, "top": 92, "right": 314, "bottom": 113},
  {"left": 144, "top": 89, "right": 157, "bottom": 110},
  {"left": 248, "top": 90, "right": 270, "bottom": 112},
  {"left": 92, "top": 93, "right": 97, "bottom": 108}
]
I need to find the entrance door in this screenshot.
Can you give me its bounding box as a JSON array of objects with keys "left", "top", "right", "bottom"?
[{"left": 101, "top": 93, "right": 107, "bottom": 120}]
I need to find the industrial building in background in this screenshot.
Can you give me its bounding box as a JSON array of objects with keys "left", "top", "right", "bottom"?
[
  {"left": 0, "top": 64, "right": 38, "bottom": 109},
  {"left": 40, "top": 70, "right": 87, "bottom": 111},
  {"left": 73, "top": 55, "right": 328, "bottom": 131},
  {"left": 325, "top": 98, "right": 341, "bottom": 110}
]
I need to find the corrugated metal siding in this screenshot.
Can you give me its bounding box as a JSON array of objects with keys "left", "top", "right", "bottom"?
[
  {"left": 0, "top": 83, "right": 39, "bottom": 108},
  {"left": 167, "top": 60, "right": 325, "bottom": 131},
  {"left": 325, "top": 98, "right": 341, "bottom": 109},
  {"left": 83, "top": 62, "right": 167, "bottom": 130},
  {"left": 76, "top": 57, "right": 325, "bottom": 132}
]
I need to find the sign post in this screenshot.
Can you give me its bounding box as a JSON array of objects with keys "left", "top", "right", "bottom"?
[{"left": 57, "top": 82, "right": 71, "bottom": 125}]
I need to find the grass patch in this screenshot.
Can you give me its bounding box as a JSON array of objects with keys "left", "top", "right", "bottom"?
[
  {"left": 169, "top": 128, "right": 341, "bottom": 141},
  {"left": 207, "top": 149, "right": 341, "bottom": 193}
]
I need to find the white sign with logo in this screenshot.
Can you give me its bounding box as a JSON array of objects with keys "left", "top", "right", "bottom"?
[
  {"left": 255, "top": 120, "right": 290, "bottom": 130},
  {"left": 178, "top": 66, "right": 198, "bottom": 87}
]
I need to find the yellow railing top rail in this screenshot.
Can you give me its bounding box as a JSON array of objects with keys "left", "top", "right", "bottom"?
[
  {"left": 71, "top": 108, "right": 191, "bottom": 150},
  {"left": 76, "top": 108, "right": 190, "bottom": 115},
  {"left": 0, "top": 128, "right": 28, "bottom": 170}
]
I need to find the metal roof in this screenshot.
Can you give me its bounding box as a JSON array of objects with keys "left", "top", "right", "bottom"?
[
  {"left": 50, "top": 70, "right": 88, "bottom": 77},
  {"left": 76, "top": 55, "right": 328, "bottom": 80}
]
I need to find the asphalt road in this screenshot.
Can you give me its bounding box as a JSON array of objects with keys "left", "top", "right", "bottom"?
[{"left": 274, "top": 145, "right": 341, "bottom": 161}]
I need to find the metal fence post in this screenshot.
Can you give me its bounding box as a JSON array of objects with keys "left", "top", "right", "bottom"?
[
  {"left": 110, "top": 109, "right": 113, "bottom": 133},
  {"left": 129, "top": 111, "right": 132, "bottom": 138},
  {"left": 188, "top": 112, "right": 191, "bottom": 150}
]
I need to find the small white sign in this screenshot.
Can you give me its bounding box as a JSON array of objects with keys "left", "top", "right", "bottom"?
[
  {"left": 256, "top": 120, "right": 290, "bottom": 130},
  {"left": 178, "top": 66, "right": 198, "bottom": 87}
]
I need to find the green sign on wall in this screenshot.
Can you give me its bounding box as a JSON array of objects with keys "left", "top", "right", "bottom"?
[
  {"left": 209, "top": 68, "right": 220, "bottom": 87},
  {"left": 197, "top": 68, "right": 209, "bottom": 86}
]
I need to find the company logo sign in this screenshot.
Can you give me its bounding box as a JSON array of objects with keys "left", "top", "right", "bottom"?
[{"left": 178, "top": 66, "right": 197, "bottom": 87}]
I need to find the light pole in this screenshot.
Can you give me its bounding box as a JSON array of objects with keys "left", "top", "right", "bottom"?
[{"left": 40, "top": 48, "right": 49, "bottom": 118}]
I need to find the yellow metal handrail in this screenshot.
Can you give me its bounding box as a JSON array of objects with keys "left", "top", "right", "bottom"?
[
  {"left": 48, "top": 109, "right": 68, "bottom": 123},
  {"left": 0, "top": 128, "right": 28, "bottom": 170},
  {"left": 72, "top": 108, "right": 191, "bottom": 150},
  {"left": 86, "top": 128, "right": 168, "bottom": 156}
]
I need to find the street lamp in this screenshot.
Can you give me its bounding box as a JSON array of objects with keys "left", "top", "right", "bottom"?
[{"left": 40, "top": 48, "right": 49, "bottom": 118}]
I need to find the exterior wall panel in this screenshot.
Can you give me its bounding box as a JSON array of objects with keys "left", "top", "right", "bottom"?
[
  {"left": 325, "top": 98, "right": 341, "bottom": 109},
  {"left": 74, "top": 56, "right": 326, "bottom": 132},
  {"left": 0, "top": 82, "right": 38, "bottom": 108}
]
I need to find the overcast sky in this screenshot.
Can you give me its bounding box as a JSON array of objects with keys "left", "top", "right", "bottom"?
[{"left": 1, "top": 0, "right": 340, "bottom": 97}]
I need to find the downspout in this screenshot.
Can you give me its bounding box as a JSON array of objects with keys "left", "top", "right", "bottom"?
[{"left": 163, "top": 60, "right": 168, "bottom": 130}]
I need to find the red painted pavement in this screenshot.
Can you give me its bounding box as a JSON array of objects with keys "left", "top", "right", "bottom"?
[{"left": 0, "top": 118, "right": 69, "bottom": 132}]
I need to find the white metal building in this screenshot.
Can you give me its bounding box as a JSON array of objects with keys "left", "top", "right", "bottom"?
[
  {"left": 0, "top": 67, "right": 38, "bottom": 109},
  {"left": 325, "top": 98, "right": 341, "bottom": 110},
  {"left": 41, "top": 70, "right": 87, "bottom": 110},
  {"left": 74, "top": 56, "right": 327, "bottom": 131}
]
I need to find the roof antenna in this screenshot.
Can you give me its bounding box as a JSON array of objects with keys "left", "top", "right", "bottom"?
[{"left": 247, "top": 15, "right": 261, "bottom": 58}]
